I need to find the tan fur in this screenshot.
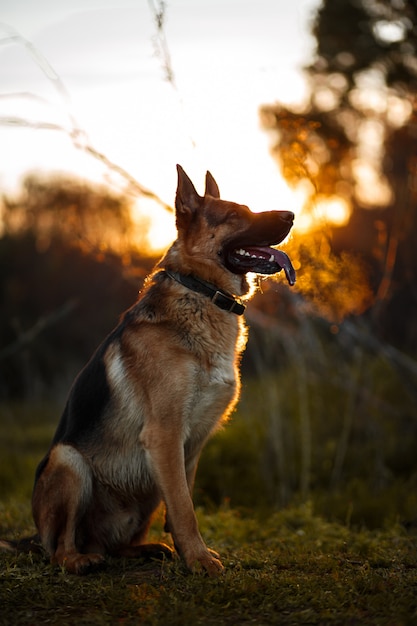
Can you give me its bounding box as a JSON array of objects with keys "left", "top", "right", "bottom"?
[{"left": 11, "top": 166, "right": 294, "bottom": 576}]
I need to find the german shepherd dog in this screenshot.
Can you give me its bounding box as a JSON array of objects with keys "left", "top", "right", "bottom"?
[{"left": 1, "top": 166, "right": 295, "bottom": 576}]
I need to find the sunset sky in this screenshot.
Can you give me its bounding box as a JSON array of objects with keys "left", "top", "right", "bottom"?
[{"left": 1, "top": 0, "right": 320, "bottom": 248}]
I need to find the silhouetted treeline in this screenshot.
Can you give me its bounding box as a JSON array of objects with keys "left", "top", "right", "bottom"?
[{"left": 0, "top": 177, "right": 156, "bottom": 398}]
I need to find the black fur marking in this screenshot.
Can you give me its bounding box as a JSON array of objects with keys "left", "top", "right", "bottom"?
[
  {"left": 34, "top": 455, "right": 50, "bottom": 483},
  {"left": 51, "top": 338, "right": 114, "bottom": 447}
]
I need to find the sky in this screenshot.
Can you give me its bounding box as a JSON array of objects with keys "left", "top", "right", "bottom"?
[{"left": 0, "top": 0, "right": 320, "bottom": 248}]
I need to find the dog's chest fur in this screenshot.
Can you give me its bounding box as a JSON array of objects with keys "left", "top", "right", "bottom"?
[{"left": 92, "top": 285, "right": 247, "bottom": 492}]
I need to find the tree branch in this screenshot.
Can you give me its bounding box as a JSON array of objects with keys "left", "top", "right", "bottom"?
[{"left": 0, "top": 300, "right": 78, "bottom": 361}]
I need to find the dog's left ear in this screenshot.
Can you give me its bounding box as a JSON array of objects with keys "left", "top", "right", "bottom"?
[
  {"left": 175, "top": 165, "right": 202, "bottom": 229},
  {"left": 205, "top": 171, "right": 220, "bottom": 198}
]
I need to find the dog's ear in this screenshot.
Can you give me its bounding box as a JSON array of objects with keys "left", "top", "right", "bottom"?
[
  {"left": 205, "top": 171, "right": 220, "bottom": 198},
  {"left": 175, "top": 165, "right": 202, "bottom": 227}
]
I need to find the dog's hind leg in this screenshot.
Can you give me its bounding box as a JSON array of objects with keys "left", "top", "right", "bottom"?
[
  {"left": 107, "top": 507, "right": 174, "bottom": 562},
  {"left": 32, "top": 444, "right": 105, "bottom": 574}
]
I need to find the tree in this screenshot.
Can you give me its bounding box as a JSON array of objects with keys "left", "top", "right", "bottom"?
[
  {"left": 2, "top": 174, "right": 151, "bottom": 256},
  {"left": 0, "top": 176, "right": 157, "bottom": 398},
  {"left": 261, "top": 0, "right": 417, "bottom": 349}
]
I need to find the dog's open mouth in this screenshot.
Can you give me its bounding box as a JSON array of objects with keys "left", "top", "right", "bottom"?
[{"left": 226, "top": 246, "right": 296, "bottom": 285}]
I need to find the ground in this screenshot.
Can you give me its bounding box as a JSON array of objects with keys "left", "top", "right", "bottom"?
[{"left": 1, "top": 502, "right": 417, "bottom": 625}]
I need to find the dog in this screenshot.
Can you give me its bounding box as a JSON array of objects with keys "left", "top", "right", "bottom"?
[{"left": 1, "top": 166, "right": 295, "bottom": 576}]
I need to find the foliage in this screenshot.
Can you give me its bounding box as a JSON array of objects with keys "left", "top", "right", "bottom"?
[
  {"left": 0, "top": 176, "right": 158, "bottom": 399},
  {"left": 0, "top": 402, "right": 58, "bottom": 501},
  {"left": 2, "top": 174, "right": 151, "bottom": 254},
  {"left": 262, "top": 0, "right": 417, "bottom": 202},
  {"left": 0, "top": 233, "right": 153, "bottom": 398},
  {"left": 199, "top": 316, "right": 417, "bottom": 527},
  {"left": 311, "top": 0, "right": 417, "bottom": 93},
  {"left": 260, "top": 0, "right": 417, "bottom": 351},
  {"left": 2, "top": 304, "right": 417, "bottom": 524}
]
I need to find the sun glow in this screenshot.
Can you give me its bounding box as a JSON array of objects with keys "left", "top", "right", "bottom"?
[
  {"left": 0, "top": 1, "right": 323, "bottom": 256},
  {"left": 314, "top": 196, "right": 351, "bottom": 227},
  {"left": 132, "top": 198, "right": 176, "bottom": 253}
]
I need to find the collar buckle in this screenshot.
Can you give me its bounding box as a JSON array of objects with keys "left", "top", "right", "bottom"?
[
  {"left": 211, "top": 290, "right": 222, "bottom": 306},
  {"left": 211, "top": 290, "right": 239, "bottom": 314}
]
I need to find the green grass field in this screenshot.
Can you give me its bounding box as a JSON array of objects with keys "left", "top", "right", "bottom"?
[{"left": 1, "top": 402, "right": 416, "bottom": 625}]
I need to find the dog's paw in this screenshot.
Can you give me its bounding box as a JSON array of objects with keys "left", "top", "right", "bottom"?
[
  {"left": 207, "top": 547, "right": 221, "bottom": 560},
  {"left": 142, "top": 542, "right": 175, "bottom": 561},
  {"left": 114, "top": 542, "right": 175, "bottom": 561},
  {"left": 0, "top": 540, "right": 16, "bottom": 553},
  {"left": 56, "top": 552, "right": 106, "bottom": 575},
  {"left": 187, "top": 550, "right": 224, "bottom": 577}
]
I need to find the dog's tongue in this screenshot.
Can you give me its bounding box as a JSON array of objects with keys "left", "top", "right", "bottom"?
[
  {"left": 227, "top": 245, "right": 296, "bottom": 284},
  {"left": 245, "top": 246, "right": 296, "bottom": 285},
  {"left": 271, "top": 249, "right": 296, "bottom": 285}
]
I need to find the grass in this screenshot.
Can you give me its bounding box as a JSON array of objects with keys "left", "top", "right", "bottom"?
[
  {"left": 1, "top": 401, "right": 417, "bottom": 625},
  {"left": 1, "top": 503, "right": 417, "bottom": 625}
]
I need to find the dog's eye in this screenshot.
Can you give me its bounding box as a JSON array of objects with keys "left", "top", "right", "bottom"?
[{"left": 228, "top": 210, "right": 238, "bottom": 219}]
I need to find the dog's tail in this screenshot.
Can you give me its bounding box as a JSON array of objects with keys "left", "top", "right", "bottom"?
[{"left": 0, "top": 535, "right": 43, "bottom": 555}]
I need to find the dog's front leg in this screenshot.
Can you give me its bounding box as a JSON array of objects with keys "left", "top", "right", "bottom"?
[{"left": 141, "top": 427, "right": 224, "bottom": 576}]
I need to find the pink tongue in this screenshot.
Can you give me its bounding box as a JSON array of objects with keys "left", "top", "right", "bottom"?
[
  {"left": 272, "top": 249, "right": 296, "bottom": 285},
  {"left": 245, "top": 246, "right": 296, "bottom": 285}
]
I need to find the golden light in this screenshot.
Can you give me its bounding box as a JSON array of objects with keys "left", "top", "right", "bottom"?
[
  {"left": 353, "top": 161, "right": 392, "bottom": 207},
  {"left": 314, "top": 196, "right": 351, "bottom": 227},
  {"left": 143, "top": 204, "right": 176, "bottom": 252},
  {"left": 130, "top": 197, "right": 175, "bottom": 253},
  {"left": 288, "top": 188, "right": 351, "bottom": 237}
]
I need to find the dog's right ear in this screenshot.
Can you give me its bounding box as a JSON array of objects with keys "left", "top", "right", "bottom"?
[
  {"left": 175, "top": 165, "right": 202, "bottom": 228},
  {"left": 205, "top": 171, "right": 220, "bottom": 198}
]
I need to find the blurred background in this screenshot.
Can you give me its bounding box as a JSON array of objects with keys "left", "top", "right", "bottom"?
[{"left": 0, "top": 0, "right": 416, "bottom": 529}]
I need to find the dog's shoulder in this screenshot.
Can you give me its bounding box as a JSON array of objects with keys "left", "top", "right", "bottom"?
[{"left": 127, "top": 270, "right": 246, "bottom": 360}]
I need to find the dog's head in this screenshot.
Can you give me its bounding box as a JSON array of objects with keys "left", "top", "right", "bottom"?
[{"left": 165, "top": 165, "right": 295, "bottom": 294}]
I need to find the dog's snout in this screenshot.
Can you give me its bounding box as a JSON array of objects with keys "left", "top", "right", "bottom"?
[{"left": 280, "top": 211, "right": 294, "bottom": 223}]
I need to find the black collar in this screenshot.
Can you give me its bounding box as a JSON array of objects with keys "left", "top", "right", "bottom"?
[{"left": 164, "top": 270, "right": 246, "bottom": 316}]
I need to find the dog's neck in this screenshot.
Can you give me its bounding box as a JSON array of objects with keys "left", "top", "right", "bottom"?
[{"left": 164, "top": 271, "right": 246, "bottom": 316}]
